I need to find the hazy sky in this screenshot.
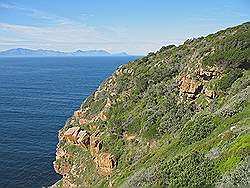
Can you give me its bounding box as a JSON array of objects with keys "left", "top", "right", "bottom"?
[{"left": 0, "top": 0, "right": 249, "bottom": 54}]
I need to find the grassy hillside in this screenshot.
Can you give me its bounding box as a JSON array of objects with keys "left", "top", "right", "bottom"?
[{"left": 53, "top": 22, "right": 250, "bottom": 187}]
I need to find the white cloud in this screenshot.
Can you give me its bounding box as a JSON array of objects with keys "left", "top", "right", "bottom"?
[
  {"left": 0, "top": 2, "right": 185, "bottom": 54},
  {"left": 0, "top": 2, "right": 16, "bottom": 9},
  {"left": 0, "top": 23, "right": 185, "bottom": 54},
  {"left": 0, "top": 2, "right": 73, "bottom": 25},
  {"left": 0, "top": 22, "right": 105, "bottom": 43},
  {"left": 0, "top": 19, "right": 171, "bottom": 54}
]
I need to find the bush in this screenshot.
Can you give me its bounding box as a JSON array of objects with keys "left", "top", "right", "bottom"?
[
  {"left": 216, "top": 87, "right": 249, "bottom": 117},
  {"left": 180, "top": 113, "right": 218, "bottom": 145},
  {"left": 161, "top": 151, "right": 219, "bottom": 187},
  {"left": 215, "top": 68, "right": 243, "bottom": 91}
]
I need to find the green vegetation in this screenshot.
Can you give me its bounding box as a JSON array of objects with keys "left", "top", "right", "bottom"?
[
  {"left": 215, "top": 68, "right": 243, "bottom": 91},
  {"left": 162, "top": 151, "right": 219, "bottom": 187},
  {"left": 180, "top": 113, "right": 218, "bottom": 145},
  {"left": 53, "top": 22, "right": 250, "bottom": 187}
]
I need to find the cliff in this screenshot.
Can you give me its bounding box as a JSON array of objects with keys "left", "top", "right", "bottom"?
[{"left": 52, "top": 22, "right": 250, "bottom": 187}]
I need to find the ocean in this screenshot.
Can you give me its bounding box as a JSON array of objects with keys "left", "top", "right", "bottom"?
[{"left": 0, "top": 56, "right": 140, "bottom": 188}]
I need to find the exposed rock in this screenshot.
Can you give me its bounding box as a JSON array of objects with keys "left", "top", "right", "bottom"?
[
  {"left": 79, "top": 118, "right": 88, "bottom": 125},
  {"left": 115, "top": 69, "right": 123, "bottom": 77},
  {"left": 187, "top": 80, "right": 200, "bottom": 98},
  {"left": 110, "top": 92, "right": 116, "bottom": 97},
  {"left": 56, "top": 148, "right": 66, "bottom": 160},
  {"left": 64, "top": 127, "right": 80, "bottom": 144},
  {"left": 70, "top": 119, "right": 75, "bottom": 125},
  {"left": 77, "top": 130, "right": 90, "bottom": 148},
  {"left": 205, "top": 89, "right": 216, "bottom": 98},
  {"left": 62, "top": 176, "right": 78, "bottom": 188},
  {"left": 70, "top": 165, "right": 79, "bottom": 178},
  {"left": 100, "top": 111, "right": 107, "bottom": 121},
  {"left": 188, "top": 80, "right": 199, "bottom": 93},
  {"left": 94, "top": 90, "right": 101, "bottom": 99},
  {"left": 63, "top": 128, "right": 116, "bottom": 176},
  {"left": 74, "top": 110, "right": 82, "bottom": 118},
  {"left": 105, "top": 98, "right": 112, "bottom": 109},
  {"left": 61, "top": 127, "right": 117, "bottom": 177},
  {"left": 178, "top": 75, "right": 190, "bottom": 96},
  {"left": 54, "top": 160, "right": 69, "bottom": 175},
  {"left": 90, "top": 132, "right": 102, "bottom": 157},
  {"left": 94, "top": 152, "right": 116, "bottom": 176},
  {"left": 178, "top": 75, "right": 201, "bottom": 98},
  {"left": 198, "top": 67, "right": 222, "bottom": 80}
]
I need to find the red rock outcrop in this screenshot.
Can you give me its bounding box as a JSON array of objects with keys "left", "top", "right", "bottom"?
[
  {"left": 64, "top": 127, "right": 80, "bottom": 144},
  {"left": 90, "top": 132, "right": 102, "bottom": 157},
  {"left": 178, "top": 75, "right": 201, "bottom": 98},
  {"left": 90, "top": 111, "right": 107, "bottom": 122},
  {"left": 77, "top": 130, "right": 90, "bottom": 148},
  {"left": 187, "top": 80, "right": 200, "bottom": 98},
  {"left": 179, "top": 76, "right": 190, "bottom": 96},
  {"left": 93, "top": 153, "right": 116, "bottom": 176},
  {"left": 62, "top": 128, "right": 116, "bottom": 176},
  {"left": 88, "top": 132, "right": 117, "bottom": 175}
]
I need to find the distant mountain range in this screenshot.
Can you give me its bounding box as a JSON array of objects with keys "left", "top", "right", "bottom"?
[{"left": 0, "top": 48, "right": 129, "bottom": 57}]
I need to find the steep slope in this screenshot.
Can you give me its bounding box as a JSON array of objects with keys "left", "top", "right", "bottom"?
[{"left": 52, "top": 22, "right": 250, "bottom": 187}]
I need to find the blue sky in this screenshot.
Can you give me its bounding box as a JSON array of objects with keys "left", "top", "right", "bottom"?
[{"left": 0, "top": 0, "right": 249, "bottom": 54}]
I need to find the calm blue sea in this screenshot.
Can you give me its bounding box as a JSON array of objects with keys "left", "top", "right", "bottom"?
[{"left": 0, "top": 56, "right": 140, "bottom": 188}]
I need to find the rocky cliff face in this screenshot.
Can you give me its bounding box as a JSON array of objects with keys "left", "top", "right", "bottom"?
[{"left": 52, "top": 22, "right": 250, "bottom": 187}]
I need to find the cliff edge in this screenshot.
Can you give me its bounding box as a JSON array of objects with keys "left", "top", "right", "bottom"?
[{"left": 52, "top": 22, "right": 250, "bottom": 187}]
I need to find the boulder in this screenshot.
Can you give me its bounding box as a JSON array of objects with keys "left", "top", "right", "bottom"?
[
  {"left": 115, "top": 69, "right": 123, "bottom": 77},
  {"left": 206, "top": 148, "right": 220, "bottom": 159},
  {"left": 64, "top": 127, "right": 80, "bottom": 144}
]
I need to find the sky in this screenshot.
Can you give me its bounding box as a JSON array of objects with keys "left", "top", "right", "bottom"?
[{"left": 0, "top": 0, "right": 249, "bottom": 55}]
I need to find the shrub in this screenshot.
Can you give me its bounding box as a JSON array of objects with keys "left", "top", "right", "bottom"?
[
  {"left": 215, "top": 68, "right": 243, "bottom": 91},
  {"left": 180, "top": 113, "right": 218, "bottom": 145},
  {"left": 216, "top": 87, "right": 249, "bottom": 117},
  {"left": 161, "top": 151, "right": 219, "bottom": 187}
]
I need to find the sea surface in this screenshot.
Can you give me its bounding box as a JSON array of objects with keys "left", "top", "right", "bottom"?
[{"left": 0, "top": 56, "right": 140, "bottom": 188}]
